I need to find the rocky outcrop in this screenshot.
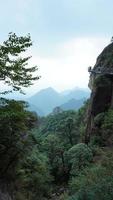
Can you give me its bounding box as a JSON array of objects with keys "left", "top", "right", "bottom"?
[
  {"left": 85, "top": 42, "right": 113, "bottom": 144},
  {"left": 0, "top": 190, "right": 12, "bottom": 200},
  {"left": 0, "top": 181, "right": 13, "bottom": 200}
]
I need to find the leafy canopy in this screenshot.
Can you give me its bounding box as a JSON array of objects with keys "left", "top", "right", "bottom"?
[
  {"left": 0, "top": 98, "right": 38, "bottom": 179},
  {"left": 0, "top": 32, "right": 39, "bottom": 94},
  {"left": 68, "top": 143, "right": 93, "bottom": 175}
]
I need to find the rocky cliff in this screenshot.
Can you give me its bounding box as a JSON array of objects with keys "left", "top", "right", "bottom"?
[
  {"left": 0, "top": 181, "right": 13, "bottom": 200},
  {"left": 85, "top": 42, "right": 113, "bottom": 144}
]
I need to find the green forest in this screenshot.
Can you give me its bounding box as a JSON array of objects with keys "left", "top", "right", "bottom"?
[{"left": 1, "top": 33, "right": 113, "bottom": 200}]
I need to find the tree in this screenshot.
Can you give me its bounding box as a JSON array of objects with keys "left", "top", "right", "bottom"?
[
  {"left": 43, "top": 134, "right": 65, "bottom": 182},
  {"left": 0, "top": 32, "right": 39, "bottom": 94},
  {"left": 68, "top": 143, "right": 93, "bottom": 176},
  {"left": 0, "top": 98, "right": 38, "bottom": 180},
  {"left": 18, "top": 148, "right": 52, "bottom": 200},
  {"left": 52, "top": 106, "right": 63, "bottom": 115},
  {"left": 69, "top": 165, "right": 113, "bottom": 200},
  {"left": 56, "top": 116, "right": 79, "bottom": 146},
  {"left": 0, "top": 33, "right": 40, "bottom": 199}
]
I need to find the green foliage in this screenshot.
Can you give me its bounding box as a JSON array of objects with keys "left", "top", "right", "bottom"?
[
  {"left": 68, "top": 148, "right": 113, "bottom": 200},
  {"left": 2, "top": 33, "right": 113, "bottom": 200},
  {"left": 2, "top": 88, "right": 113, "bottom": 200},
  {"left": 0, "top": 32, "right": 39, "bottom": 94},
  {"left": 42, "top": 134, "right": 69, "bottom": 182},
  {"left": 102, "top": 109, "right": 113, "bottom": 130},
  {"left": 0, "top": 98, "right": 37, "bottom": 180},
  {"left": 94, "top": 75, "right": 111, "bottom": 88},
  {"left": 68, "top": 143, "right": 93, "bottom": 176},
  {"left": 58, "top": 116, "right": 79, "bottom": 146},
  {"left": 69, "top": 165, "right": 106, "bottom": 193},
  {"left": 18, "top": 148, "right": 52, "bottom": 200},
  {"left": 0, "top": 32, "right": 53, "bottom": 199},
  {"left": 75, "top": 100, "right": 89, "bottom": 140},
  {"left": 31, "top": 103, "right": 89, "bottom": 186},
  {"left": 94, "top": 112, "right": 105, "bottom": 127},
  {"left": 69, "top": 167, "right": 113, "bottom": 200},
  {"left": 29, "top": 108, "right": 88, "bottom": 186},
  {"left": 39, "top": 110, "right": 80, "bottom": 150},
  {"left": 59, "top": 192, "right": 69, "bottom": 200},
  {"left": 91, "top": 109, "right": 113, "bottom": 145},
  {"left": 41, "top": 110, "right": 77, "bottom": 133}
]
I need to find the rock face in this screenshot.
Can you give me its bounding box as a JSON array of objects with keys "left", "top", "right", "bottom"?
[
  {"left": 0, "top": 190, "right": 12, "bottom": 200},
  {"left": 0, "top": 181, "right": 13, "bottom": 200},
  {"left": 85, "top": 42, "right": 113, "bottom": 143}
]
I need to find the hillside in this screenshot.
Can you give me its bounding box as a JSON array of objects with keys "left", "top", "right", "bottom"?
[
  {"left": 63, "top": 88, "right": 90, "bottom": 100},
  {"left": 28, "top": 87, "right": 62, "bottom": 115},
  {"left": 27, "top": 103, "right": 44, "bottom": 116},
  {"left": 60, "top": 98, "right": 85, "bottom": 111},
  {"left": 28, "top": 87, "right": 90, "bottom": 115}
]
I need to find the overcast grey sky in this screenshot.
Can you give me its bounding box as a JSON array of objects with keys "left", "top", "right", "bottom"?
[{"left": 0, "top": 0, "right": 113, "bottom": 94}]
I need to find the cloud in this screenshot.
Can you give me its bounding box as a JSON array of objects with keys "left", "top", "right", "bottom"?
[
  {"left": 0, "top": 36, "right": 110, "bottom": 96},
  {"left": 26, "top": 36, "right": 109, "bottom": 94}
]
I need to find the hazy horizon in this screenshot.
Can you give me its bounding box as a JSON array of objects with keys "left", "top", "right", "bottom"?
[{"left": 2, "top": 85, "right": 90, "bottom": 100}]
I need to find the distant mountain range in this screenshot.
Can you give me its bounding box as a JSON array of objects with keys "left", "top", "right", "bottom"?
[
  {"left": 60, "top": 98, "right": 86, "bottom": 111},
  {"left": 27, "top": 87, "right": 90, "bottom": 115}
]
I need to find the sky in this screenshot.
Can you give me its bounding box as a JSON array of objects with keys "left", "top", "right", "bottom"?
[{"left": 0, "top": 0, "right": 113, "bottom": 95}]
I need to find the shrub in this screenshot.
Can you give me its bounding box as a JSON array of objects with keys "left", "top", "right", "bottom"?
[
  {"left": 68, "top": 143, "right": 93, "bottom": 176},
  {"left": 69, "top": 165, "right": 113, "bottom": 200}
]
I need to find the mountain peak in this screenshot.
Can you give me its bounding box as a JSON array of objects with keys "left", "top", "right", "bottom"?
[
  {"left": 37, "top": 87, "right": 58, "bottom": 95},
  {"left": 28, "top": 87, "right": 90, "bottom": 115}
]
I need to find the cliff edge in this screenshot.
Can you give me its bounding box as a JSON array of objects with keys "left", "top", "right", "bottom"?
[{"left": 85, "top": 42, "right": 113, "bottom": 144}]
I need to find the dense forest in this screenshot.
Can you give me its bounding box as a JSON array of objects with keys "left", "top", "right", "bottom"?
[{"left": 1, "top": 33, "right": 113, "bottom": 200}]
